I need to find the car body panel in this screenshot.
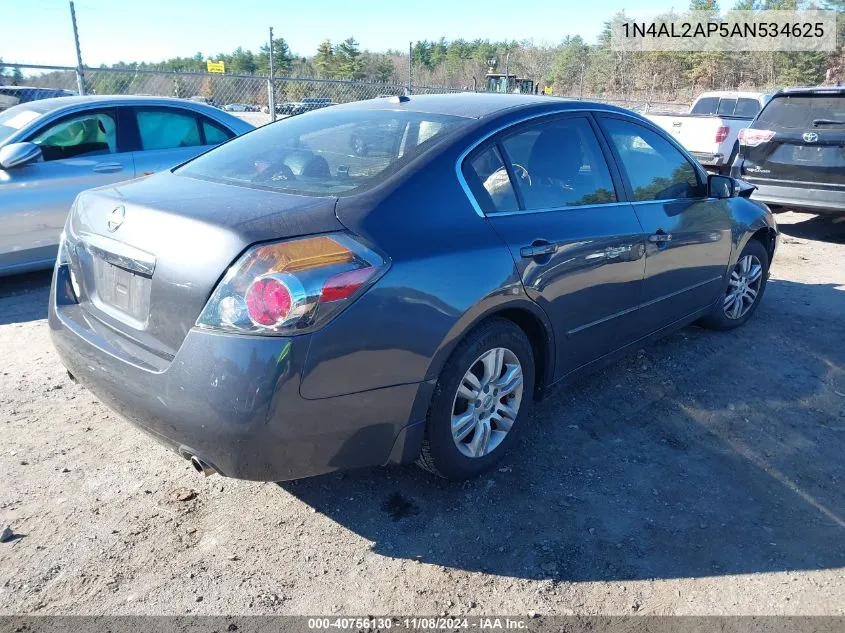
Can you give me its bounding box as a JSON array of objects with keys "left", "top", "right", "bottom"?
[
  {"left": 48, "top": 94, "right": 777, "bottom": 482},
  {"left": 0, "top": 96, "right": 253, "bottom": 276}
]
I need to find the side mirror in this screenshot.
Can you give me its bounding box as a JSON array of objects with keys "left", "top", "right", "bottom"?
[
  {"left": 708, "top": 174, "right": 736, "bottom": 199},
  {"left": 0, "top": 142, "right": 43, "bottom": 169}
]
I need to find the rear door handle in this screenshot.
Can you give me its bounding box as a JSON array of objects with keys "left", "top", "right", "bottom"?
[
  {"left": 648, "top": 231, "right": 672, "bottom": 244},
  {"left": 520, "top": 241, "right": 558, "bottom": 258},
  {"left": 93, "top": 162, "right": 124, "bottom": 174}
]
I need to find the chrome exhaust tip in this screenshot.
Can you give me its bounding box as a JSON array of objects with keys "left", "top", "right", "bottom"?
[{"left": 190, "top": 455, "right": 216, "bottom": 477}]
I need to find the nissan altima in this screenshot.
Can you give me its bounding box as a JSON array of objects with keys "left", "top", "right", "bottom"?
[{"left": 49, "top": 93, "right": 778, "bottom": 482}]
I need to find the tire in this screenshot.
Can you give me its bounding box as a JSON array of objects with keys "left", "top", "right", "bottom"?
[
  {"left": 699, "top": 238, "right": 769, "bottom": 331},
  {"left": 417, "top": 318, "right": 535, "bottom": 481}
]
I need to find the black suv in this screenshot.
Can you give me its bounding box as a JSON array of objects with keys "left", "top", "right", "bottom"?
[{"left": 731, "top": 87, "right": 845, "bottom": 215}]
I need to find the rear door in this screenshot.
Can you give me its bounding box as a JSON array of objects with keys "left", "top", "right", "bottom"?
[
  {"left": 0, "top": 107, "right": 135, "bottom": 269},
  {"left": 126, "top": 106, "right": 235, "bottom": 176},
  {"left": 596, "top": 114, "right": 733, "bottom": 333},
  {"left": 741, "top": 92, "right": 845, "bottom": 189},
  {"left": 463, "top": 113, "right": 647, "bottom": 378}
]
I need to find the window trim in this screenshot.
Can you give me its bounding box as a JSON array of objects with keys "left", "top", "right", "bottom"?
[
  {"left": 24, "top": 107, "right": 122, "bottom": 157},
  {"left": 593, "top": 112, "right": 709, "bottom": 204},
  {"left": 456, "top": 109, "right": 628, "bottom": 217}
]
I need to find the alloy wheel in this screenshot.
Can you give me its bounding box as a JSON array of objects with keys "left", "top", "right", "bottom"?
[
  {"left": 450, "top": 347, "right": 524, "bottom": 459},
  {"left": 724, "top": 254, "right": 763, "bottom": 319}
]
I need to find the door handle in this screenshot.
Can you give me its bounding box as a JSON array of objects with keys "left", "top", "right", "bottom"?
[
  {"left": 93, "top": 162, "right": 124, "bottom": 174},
  {"left": 648, "top": 231, "right": 672, "bottom": 244},
  {"left": 520, "top": 241, "right": 558, "bottom": 258}
]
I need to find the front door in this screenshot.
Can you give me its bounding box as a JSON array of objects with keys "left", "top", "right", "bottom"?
[
  {"left": 462, "top": 114, "right": 646, "bottom": 379},
  {"left": 597, "top": 115, "right": 733, "bottom": 333},
  {"left": 0, "top": 108, "right": 135, "bottom": 271}
]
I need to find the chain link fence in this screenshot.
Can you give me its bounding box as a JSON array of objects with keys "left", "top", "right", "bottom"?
[{"left": 0, "top": 63, "right": 689, "bottom": 126}]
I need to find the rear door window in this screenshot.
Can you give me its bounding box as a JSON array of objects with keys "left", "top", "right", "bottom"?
[
  {"left": 135, "top": 108, "right": 202, "bottom": 150},
  {"left": 463, "top": 146, "right": 519, "bottom": 214},
  {"left": 499, "top": 116, "right": 617, "bottom": 210},
  {"left": 201, "top": 118, "right": 233, "bottom": 145}
]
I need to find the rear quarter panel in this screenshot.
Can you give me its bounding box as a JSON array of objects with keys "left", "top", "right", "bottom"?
[{"left": 299, "top": 124, "right": 551, "bottom": 400}]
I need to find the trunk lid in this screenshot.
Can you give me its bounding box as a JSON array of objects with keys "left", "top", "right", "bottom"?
[
  {"left": 66, "top": 172, "right": 343, "bottom": 359},
  {"left": 741, "top": 92, "right": 845, "bottom": 189}
]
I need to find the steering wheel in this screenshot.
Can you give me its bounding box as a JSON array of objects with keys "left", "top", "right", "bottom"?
[
  {"left": 511, "top": 162, "right": 532, "bottom": 187},
  {"left": 254, "top": 162, "right": 296, "bottom": 184}
]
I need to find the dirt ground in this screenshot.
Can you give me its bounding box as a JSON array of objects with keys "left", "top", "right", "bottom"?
[{"left": 1, "top": 211, "right": 844, "bottom": 616}]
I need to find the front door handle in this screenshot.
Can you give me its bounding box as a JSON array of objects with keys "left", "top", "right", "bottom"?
[
  {"left": 520, "top": 241, "right": 558, "bottom": 258},
  {"left": 93, "top": 162, "right": 124, "bottom": 174},
  {"left": 648, "top": 231, "right": 672, "bottom": 244}
]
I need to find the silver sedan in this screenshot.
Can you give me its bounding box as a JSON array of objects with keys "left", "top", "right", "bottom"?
[{"left": 0, "top": 95, "right": 254, "bottom": 276}]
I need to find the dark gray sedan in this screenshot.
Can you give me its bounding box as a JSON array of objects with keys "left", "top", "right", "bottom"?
[{"left": 49, "top": 94, "right": 778, "bottom": 482}]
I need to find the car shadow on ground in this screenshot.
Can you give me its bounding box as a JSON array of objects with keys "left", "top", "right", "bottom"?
[
  {"left": 0, "top": 270, "right": 52, "bottom": 325},
  {"left": 280, "top": 277, "right": 845, "bottom": 583},
  {"left": 775, "top": 212, "right": 845, "bottom": 244}
]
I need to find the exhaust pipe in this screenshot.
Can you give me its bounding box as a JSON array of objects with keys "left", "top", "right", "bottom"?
[{"left": 190, "top": 455, "right": 216, "bottom": 477}]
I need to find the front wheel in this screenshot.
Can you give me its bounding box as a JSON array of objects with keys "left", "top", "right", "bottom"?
[
  {"left": 700, "top": 239, "right": 769, "bottom": 331},
  {"left": 417, "top": 318, "right": 535, "bottom": 480}
]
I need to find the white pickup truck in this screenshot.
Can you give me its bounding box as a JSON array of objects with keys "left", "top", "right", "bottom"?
[{"left": 646, "top": 91, "right": 769, "bottom": 173}]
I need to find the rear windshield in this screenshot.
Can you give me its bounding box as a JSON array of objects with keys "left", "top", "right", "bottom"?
[
  {"left": 691, "top": 96, "right": 761, "bottom": 117},
  {"left": 756, "top": 94, "right": 845, "bottom": 129},
  {"left": 179, "top": 108, "right": 468, "bottom": 195}
]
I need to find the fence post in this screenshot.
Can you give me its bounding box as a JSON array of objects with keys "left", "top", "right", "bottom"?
[
  {"left": 407, "top": 41, "right": 412, "bottom": 95},
  {"left": 69, "top": 1, "right": 85, "bottom": 95},
  {"left": 268, "top": 26, "right": 276, "bottom": 122}
]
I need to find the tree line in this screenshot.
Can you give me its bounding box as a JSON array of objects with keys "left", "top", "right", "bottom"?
[{"left": 2, "top": 0, "right": 843, "bottom": 104}]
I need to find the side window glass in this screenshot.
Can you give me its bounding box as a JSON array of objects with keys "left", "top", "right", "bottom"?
[
  {"left": 31, "top": 112, "right": 117, "bottom": 161},
  {"left": 202, "top": 119, "right": 233, "bottom": 145},
  {"left": 464, "top": 146, "right": 519, "bottom": 214},
  {"left": 136, "top": 109, "right": 201, "bottom": 151},
  {"left": 500, "top": 117, "right": 617, "bottom": 210},
  {"left": 602, "top": 118, "right": 705, "bottom": 201}
]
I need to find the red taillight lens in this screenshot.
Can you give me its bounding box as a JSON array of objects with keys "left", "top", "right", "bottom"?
[
  {"left": 320, "top": 266, "right": 377, "bottom": 303},
  {"left": 197, "top": 234, "right": 388, "bottom": 335},
  {"left": 245, "top": 277, "right": 293, "bottom": 326},
  {"left": 739, "top": 128, "right": 775, "bottom": 147},
  {"left": 715, "top": 125, "right": 729, "bottom": 143}
]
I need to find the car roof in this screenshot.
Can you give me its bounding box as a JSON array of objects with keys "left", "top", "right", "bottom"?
[
  {"left": 16, "top": 94, "right": 225, "bottom": 112},
  {"left": 330, "top": 92, "right": 629, "bottom": 120},
  {"left": 772, "top": 86, "right": 845, "bottom": 97}
]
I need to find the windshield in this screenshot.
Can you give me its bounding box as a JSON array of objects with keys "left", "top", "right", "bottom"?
[
  {"left": 756, "top": 94, "right": 845, "bottom": 129},
  {"left": 179, "top": 107, "right": 468, "bottom": 195},
  {"left": 0, "top": 105, "right": 44, "bottom": 144}
]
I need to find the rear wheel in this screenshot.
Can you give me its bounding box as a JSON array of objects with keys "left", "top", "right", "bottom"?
[
  {"left": 417, "top": 318, "right": 534, "bottom": 480},
  {"left": 700, "top": 239, "right": 769, "bottom": 331}
]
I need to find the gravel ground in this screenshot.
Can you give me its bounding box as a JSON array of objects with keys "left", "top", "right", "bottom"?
[{"left": 1, "top": 211, "right": 844, "bottom": 616}]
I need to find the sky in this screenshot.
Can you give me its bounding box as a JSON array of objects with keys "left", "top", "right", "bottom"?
[{"left": 0, "top": 0, "right": 680, "bottom": 67}]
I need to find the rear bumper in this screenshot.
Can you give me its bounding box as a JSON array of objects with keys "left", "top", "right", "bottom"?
[
  {"left": 746, "top": 182, "right": 845, "bottom": 214},
  {"left": 49, "top": 265, "right": 431, "bottom": 481}
]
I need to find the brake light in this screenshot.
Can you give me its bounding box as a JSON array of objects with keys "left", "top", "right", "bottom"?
[
  {"left": 715, "top": 125, "right": 729, "bottom": 143},
  {"left": 197, "top": 234, "right": 388, "bottom": 335},
  {"left": 739, "top": 128, "right": 775, "bottom": 147}
]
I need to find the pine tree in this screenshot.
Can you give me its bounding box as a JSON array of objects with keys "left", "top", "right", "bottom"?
[{"left": 315, "top": 40, "right": 335, "bottom": 78}]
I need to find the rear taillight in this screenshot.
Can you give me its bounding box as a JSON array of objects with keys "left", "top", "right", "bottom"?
[
  {"left": 739, "top": 128, "right": 775, "bottom": 147},
  {"left": 715, "top": 126, "right": 729, "bottom": 143},
  {"left": 197, "top": 233, "right": 388, "bottom": 335}
]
